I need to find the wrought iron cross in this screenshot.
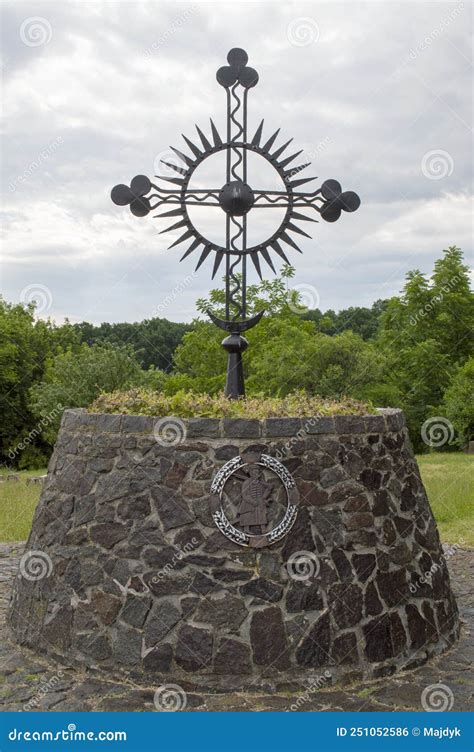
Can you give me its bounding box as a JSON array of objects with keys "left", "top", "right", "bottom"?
[{"left": 111, "top": 47, "right": 360, "bottom": 398}]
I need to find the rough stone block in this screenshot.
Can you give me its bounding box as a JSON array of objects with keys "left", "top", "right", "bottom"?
[
  {"left": 240, "top": 577, "right": 283, "bottom": 603},
  {"left": 121, "top": 415, "right": 154, "bottom": 434},
  {"left": 250, "top": 607, "right": 290, "bottom": 669},
  {"left": 304, "top": 416, "right": 335, "bottom": 435},
  {"left": 264, "top": 418, "right": 302, "bottom": 437},
  {"left": 295, "top": 612, "right": 330, "bottom": 667},
  {"left": 334, "top": 415, "right": 366, "bottom": 434},
  {"left": 214, "top": 638, "right": 252, "bottom": 674},
  {"left": 96, "top": 414, "right": 122, "bottom": 433},
  {"left": 144, "top": 601, "right": 181, "bottom": 647},
  {"left": 186, "top": 418, "right": 221, "bottom": 438},
  {"left": 364, "top": 415, "right": 386, "bottom": 433},
  {"left": 175, "top": 625, "right": 213, "bottom": 671},
  {"left": 223, "top": 418, "right": 261, "bottom": 438}
]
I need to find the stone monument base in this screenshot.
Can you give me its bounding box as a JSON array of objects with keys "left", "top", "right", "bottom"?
[{"left": 8, "top": 408, "right": 459, "bottom": 688}]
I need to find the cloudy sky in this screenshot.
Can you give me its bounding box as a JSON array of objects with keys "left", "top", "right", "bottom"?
[{"left": 1, "top": 0, "right": 472, "bottom": 325}]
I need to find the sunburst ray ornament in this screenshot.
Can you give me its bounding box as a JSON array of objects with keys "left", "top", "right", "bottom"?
[{"left": 111, "top": 47, "right": 361, "bottom": 398}]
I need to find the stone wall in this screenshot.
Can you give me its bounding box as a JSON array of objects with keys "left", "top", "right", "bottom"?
[{"left": 8, "top": 408, "right": 460, "bottom": 688}]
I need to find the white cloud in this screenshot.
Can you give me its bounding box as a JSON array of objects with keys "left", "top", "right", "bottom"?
[{"left": 1, "top": 0, "right": 472, "bottom": 325}]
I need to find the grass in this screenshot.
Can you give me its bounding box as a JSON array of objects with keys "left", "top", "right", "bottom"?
[
  {"left": 416, "top": 453, "right": 473, "bottom": 547},
  {"left": 0, "top": 467, "right": 46, "bottom": 542},
  {"left": 0, "top": 455, "right": 472, "bottom": 545},
  {"left": 90, "top": 388, "right": 374, "bottom": 418}
]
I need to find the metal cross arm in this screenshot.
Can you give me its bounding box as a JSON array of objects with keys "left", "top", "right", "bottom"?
[{"left": 111, "top": 47, "right": 361, "bottom": 398}]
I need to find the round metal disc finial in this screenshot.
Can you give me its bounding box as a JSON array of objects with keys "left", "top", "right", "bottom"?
[
  {"left": 227, "top": 48, "right": 248, "bottom": 69},
  {"left": 111, "top": 174, "right": 152, "bottom": 217},
  {"left": 217, "top": 48, "right": 258, "bottom": 89},
  {"left": 219, "top": 180, "right": 255, "bottom": 216},
  {"left": 239, "top": 67, "right": 259, "bottom": 88},
  {"left": 216, "top": 66, "right": 239, "bottom": 88},
  {"left": 340, "top": 191, "right": 361, "bottom": 212},
  {"left": 111, "top": 184, "right": 133, "bottom": 206},
  {"left": 130, "top": 197, "right": 151, "bottom": 217},
  {"left": 320, "top": 179, "right": 361, "bottom": 222},
  {"left": 130, "top": 174, "right": 151, "bottom": 196}
]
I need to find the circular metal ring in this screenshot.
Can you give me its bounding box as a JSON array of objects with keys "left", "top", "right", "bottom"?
[{"left": 209, "top": 453, "right": 300, "bottom": 548}]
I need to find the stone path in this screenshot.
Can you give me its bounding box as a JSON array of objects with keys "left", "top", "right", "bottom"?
[{"left": 0, "top": 542, "right": 472, "bottom": 712}]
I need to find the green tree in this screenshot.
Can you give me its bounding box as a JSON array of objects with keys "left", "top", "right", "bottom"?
[
  {"left": 29, "top": 343, "right": 144, "bottom": 445},
  {"left": 304, "top": 300, "right": 387, "bottom": 340},
  {"left": 374, "top": 246, "right": 473, "bottom": 448},
  {"left": 73, "top": 317, "right": 190, "bottom": 370},
  {"left": 443, "top": 358, "right": 474, "bottom": 448},
  {"left": 0, "top": 299, "right": 58, "bottom": 467},
  {"left": 173, "top": 269, "right": 381, "bottom": 399}
]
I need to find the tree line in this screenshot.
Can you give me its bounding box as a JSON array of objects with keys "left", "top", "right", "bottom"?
[{"left": 1, "top": 246, "right": 472, "bottom": 468}]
